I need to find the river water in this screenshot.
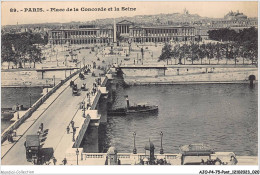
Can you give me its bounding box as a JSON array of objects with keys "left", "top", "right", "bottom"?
[
  {"left": 1, "top": 87, "right": 43, "bottom": 132},
  {"left": 1, "top": 83, "right": 258, "bottom": 156},
  {"left": 102, "top": 83, "right": 258, "bottom": 156}
]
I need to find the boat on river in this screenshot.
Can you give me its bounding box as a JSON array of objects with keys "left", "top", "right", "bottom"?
[{"left": 108, "top": 96, "right": 158, "bottom": 115}]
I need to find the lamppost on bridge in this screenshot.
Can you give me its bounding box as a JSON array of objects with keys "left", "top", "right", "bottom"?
[
  {"left": 88, "top": 94, "right": 91, "bottom": 105},
  {"left": 133, "top": 132, "right": 137, "bottom": 154},
  {"left": 82, "top": 101, "right": 86, "bottom": 118},
  {"left": 53, "top": 75, "right": 55, "bottom": 86},
  {"left": 83, "top": 57, "right": 85, "bottom": 68},
  {"left": 29, "top": 93, "right": 31, "bottom": 108},
  {"left": 56, "top": 51, "right": 58, "bottom": 67},
  {"left": 76, "top": 148, "right": 79, "bottom": 165},
  {"left": 16, "top": 103, "right": 20, "bottom": 120},
  {"left": 160, "top": 131, "right": 164, "bottom": 154},
  {"left": 46, "top": 79, "right": 48, "bottom": 93}
]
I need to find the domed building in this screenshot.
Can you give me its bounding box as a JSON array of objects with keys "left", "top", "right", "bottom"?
[{"left": 224, "top": 11, "right": 247, "bottom": 20}]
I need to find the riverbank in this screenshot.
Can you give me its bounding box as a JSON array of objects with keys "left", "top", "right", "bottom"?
[{"left": 120, "top": 65, "right": 258, "bottom": 85}]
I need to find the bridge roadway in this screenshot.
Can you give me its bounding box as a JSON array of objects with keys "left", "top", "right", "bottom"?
[{"left": 1, "top": 72, "right": 98, "bottom": 165}]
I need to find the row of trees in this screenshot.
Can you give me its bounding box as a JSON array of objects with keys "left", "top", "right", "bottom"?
[
  {"left": 159, "top": 27, "right": 257, "bottom": 65},
  {"left": 1, "top": 32, "right": 48, "bottom": 69}
]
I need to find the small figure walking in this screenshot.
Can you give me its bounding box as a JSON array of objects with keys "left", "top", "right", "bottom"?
[
  {"left": 66, "top": 126, "right": 70, "bottom": 134},
  {"left": 40, "top": 123, "right": 44, "bottom": 132},
  {"left": 70, "top": 121, "right": 74, "bottom": 129},
  {"left": 62, "top": 158, "right": 67, "bottom": 165},
  {"left": 72, "top": 127, "right": 76, "bottom": 141},
  {"left": 8, "top": 133, "right": 14, "bottom": 143},
  {"left": 37, "top": 128, "right": 42, "bottom": 135},
  {"left": 52, "top": 157, "right": 57, "bottom": 165}
]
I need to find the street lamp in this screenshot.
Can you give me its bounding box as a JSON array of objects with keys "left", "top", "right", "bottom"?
[
  {"left": 83, "top": 57, "right": 85, "bottom": 68},
  {"left": 29, "top": 93, "right": 31, "bottom": 108},
  {"left": 56, "top": 52, "right": 58, "bottom": 67},
  {"left": 76, "top": 148, "right": 79, "bottom": 165},
  {"left": 53, "top": 75, "right": 55, "bottom": 86},
  {"left": 133, "top": 132, "right": 137, "bottom": 154},
  {"left": 82, "top": 101, "right": 86, "bottom": 118},
  {"left": 46, "top": 79, "right": 48, "bottom": 93},
  {"left": 160, "top": 131, "right": 164, "bottom": 154},
  {"left": 88, "top": 94, "right": 91, "bottom": 104},
  {"left": 16, "top": 103, "right": 19, "bottom": 120}
]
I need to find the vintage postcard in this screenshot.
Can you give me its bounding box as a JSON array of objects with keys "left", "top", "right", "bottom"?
[{"left": 1, "top": 1, "right": 258, "bottom": 174}]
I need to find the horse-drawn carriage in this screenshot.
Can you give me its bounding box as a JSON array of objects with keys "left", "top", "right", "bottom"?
[
  {"left": 81, "top": 83, "right": 88, "bottom": 91},
  {"left": 84, "top": 68, "right": 91, "bottom": 75},
  {"left": 70, "top": 80, "right": 74, "bottom": 87},
  {"left": 79, "top": 73, "right": 85, "bottom": 80},
  {"left": 72, "top": 84, "right": 79, "bottom": 96}
]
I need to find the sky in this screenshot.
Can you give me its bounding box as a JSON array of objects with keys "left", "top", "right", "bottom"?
[{"left": 1, "top": 1, "right": 258, "bottom": 26}]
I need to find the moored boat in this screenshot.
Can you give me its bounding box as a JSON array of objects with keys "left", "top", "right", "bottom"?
[{"left": 108, "top": 96, "right": 158, "bottom": 116}]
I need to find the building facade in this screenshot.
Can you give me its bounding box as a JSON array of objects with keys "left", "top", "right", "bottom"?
[
  {"left": 48, "top": 20, "right": 195, "bottom": 45},
  {"left": 48, "top": 26, "right": 114, "bottom": 45},
  {"left": 48, "top": 13, "right": 257, "bottom": 45}
]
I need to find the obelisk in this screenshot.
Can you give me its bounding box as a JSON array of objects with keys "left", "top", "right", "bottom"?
[{"left": 113, "top": 18, "right": 117, "bottom": 44}]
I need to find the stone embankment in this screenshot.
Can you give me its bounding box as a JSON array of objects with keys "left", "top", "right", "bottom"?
[
  {"left": 120, "top": 65, "right": 258, "bottom": 85},
  {"left": 2, "top": 69, "right": 52, "bottom": 87}
]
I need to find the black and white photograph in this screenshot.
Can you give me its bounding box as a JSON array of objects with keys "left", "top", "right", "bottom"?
[{"left": 1, "top": 1, "right": 258, "bottom": 174}]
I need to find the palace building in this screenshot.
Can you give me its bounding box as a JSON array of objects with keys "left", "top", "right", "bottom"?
[
  {"left": 48, "top": 12, "right": 257, "bottom": 45},
  {"left": 48, "top": 20, "right": 195, "bottom": 45}
]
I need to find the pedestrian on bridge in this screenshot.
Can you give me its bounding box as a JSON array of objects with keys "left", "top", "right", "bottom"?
[
  {"left": 66, "top": 126, "right": 70, "bottom": 134},
  {"left": 72, "top": 127, "right": 76, "bottom": 142},
  {"left": 70, "top": 121, "right": 74, "bottom": 129},
  {"left": 62, "top": 158, "right": 67, "bottom": 165},
  {"left": 52, "top": 157, "right": 57, "bottom": 165},
  {"left": 37, "top": 128, "right": 42, "bottom": 135},
  {"left": 39, "top": 123, "right": 44, "bottom": 132},
  {"left": 8, "top": 133, "right": 13, "bottom": 143}
]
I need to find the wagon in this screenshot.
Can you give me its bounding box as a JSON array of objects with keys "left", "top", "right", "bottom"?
[{"left": 25, "top": 135, "right": 40, "bottom": 164}]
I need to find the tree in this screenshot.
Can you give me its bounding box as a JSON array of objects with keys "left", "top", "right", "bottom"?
[
  {"left": 1, "top": 32, "right": 44, "bottom": 68},
  {"left": 215, "top": 43, "right": 222, "bottom": 64},
  {"left": 159, "top": 43, "right": 172, "bottom": 65},
  {"left": 199, "top": 44, "right": 207, "bottom": 64},
  {"left": 208, "top": 27, "right": 257, "bottom": 65},
  {"left": 172, "top": 44, "right": 180, "bottom": 65}
]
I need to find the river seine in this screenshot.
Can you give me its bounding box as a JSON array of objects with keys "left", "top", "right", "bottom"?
[
  {"left": 1, "top": 87, "right": 43, "bottom": 132},
  {"left": 102, "top": 83, "right": 258, "bottom": 156}
]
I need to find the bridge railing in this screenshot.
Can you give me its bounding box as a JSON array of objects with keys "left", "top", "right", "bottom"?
[
  {"left": 90, "top": 90, "right": 102, "bottom": 110},
  {"left": 82, "top": 153, "right": 107, "bottom": 159},
  {"left": 101, "top": 76, "right": 108, "bottom": 87},
  {"left": 1, "top": 67, "right": 85, "bottom": 144}
]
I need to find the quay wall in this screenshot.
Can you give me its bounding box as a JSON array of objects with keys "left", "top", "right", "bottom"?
[
  {"left": 121, "top": 66, "right": 258, "bottom": 85},
  {"left": 1, "top": 68, "right": 78, "bottom": 87},
  {"left": 1, "top": 68, "right": 84, "bottom": 143},
  {"left": 37, "top": 69, "right": 78, "bottom": 79}
]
